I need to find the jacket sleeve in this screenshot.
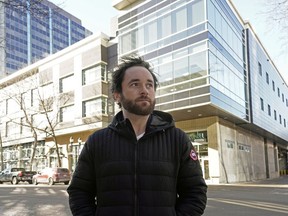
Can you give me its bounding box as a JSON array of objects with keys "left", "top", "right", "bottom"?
[
  {"left": 67, "top": 135, "right": 97, "bottom": 216},
  {"left": 175, "top": 132, "right": 207, "bottom": 216}
]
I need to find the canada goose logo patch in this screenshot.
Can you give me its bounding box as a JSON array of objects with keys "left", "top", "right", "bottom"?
[{"left": 190, "top": 150, "right": 198, "bottom": 161}]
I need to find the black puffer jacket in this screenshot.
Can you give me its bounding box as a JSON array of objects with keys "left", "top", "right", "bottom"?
[{"left": 67, "top": 110, "right": 207, "bottom": 216}]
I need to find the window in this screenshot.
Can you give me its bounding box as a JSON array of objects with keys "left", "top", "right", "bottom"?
[
  {"left": 267, "top": 104, "right": 271, "bottom": 116},
  {"left": 272, "top": 80, "right": 275, "bottom": 91},
  {"left": 31, "top": 88, "right": 38, "bottom": 107},
  {"left": 6, "top": 121, "right": 18, "bottom": 137},
  {"left": 59, "top": 75, "right": 74, "bottom": 93},
  {"left": 20, "top": 117, "right": 31, "bottom": 134},
  {"left": 265, "top": 72, "right": 269, "bottom": 84},
  {"left": 282, "top": 93, "right": 284, "bottom": 102},
  {"left": 284, "top": 119, "right": 286, "bottom": 127},
  {"left": 274, "top": 110, "right": 277, "bottom": 120},
  {"left": 173, "top": 7, "right": 187, "bottom": 33},
  {"left": 21, "top": 91, "right": 31, "bottom": 109},
  {"left": 6, "top": 98, "right": 18, "bottom": 114},
  {"left": 31, "top": 112, "right": 47, "bottom": 128},
  {"left": 277, "top": 87, "right": 280, "bottom": 97},
  {"left": 40, "top": 83, "right": 53, "bottom": 99},
  {"left": 60, "top": 105, "right": 74, "bottom": 122},
  {"left": 258, "top": 62, "right": 262, "bottom": 76},
  {"left": 279, "top": 114, "right": 282, "bottom": 124},
  {"left": 159, "top": 14, "right": 171, "bottom": 39},
  {"left": 260, "top": 98, "right": 264, "bottom": 111},
  {"left": 144, "top": 20, "right": 157, "bottom": 45},
  {"left": 191, "top": 0, "right": 205, "bottom": 25},
  {"left": 82, "top": 64, "right": 107, "bottom": 85},
  {"left": 0, "top": 101, "right": 5, "bottom": 117},
  {"left": 173, "top": 49, "right": 188, "bottom": 79},
  {"left": 82, "top": 97, "right": 107, "bottom": 118}
]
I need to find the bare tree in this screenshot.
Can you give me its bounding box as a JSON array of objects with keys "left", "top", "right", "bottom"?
[
  {"left": 0, "top": 70, "right": 42, "bottom": 170},
  {"left": 1, "top": 69, "right": 71, "bottom": 169},
  {"left": 263, "top": 0, "right": 288, "bottom": 50},
  {"left": 33, "top": 85, "right": 72, "bottom": 168},
  {"left": 23, "top": 71, "right": 72, "bottom": 168},
  {"left": 0, "top": 130, "right": 3, "bottom": 171},
  {"left": 0, "top": 0, "right": 51, "bottom": 48},
  {"left": 0, "top": 0, "right": 63, "bottom": 19}
]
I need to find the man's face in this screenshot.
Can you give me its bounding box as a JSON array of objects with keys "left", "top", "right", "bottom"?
[{"left": 114, "top": 66, "right": 156, "bottom": 116}]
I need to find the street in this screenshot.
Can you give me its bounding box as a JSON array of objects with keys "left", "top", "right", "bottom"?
[
  {"left": 0, "top": 176, "right": 287, "bottom": 216},
  {"left": 0, "top": 183, "right": 70, "bottom": 216},
  {"left": 205, "top": 184, "right": 288, "bottom": 215}
]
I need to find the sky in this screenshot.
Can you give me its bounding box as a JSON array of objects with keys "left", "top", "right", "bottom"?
[{"left": 50, "top": 0, "right": 287, "bottom": 82}]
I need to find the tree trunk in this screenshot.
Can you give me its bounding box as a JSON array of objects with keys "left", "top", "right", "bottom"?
[
  {"left": 29, "top": 130, "right": 38, "bottom": 171},
  {"left": 0, "top": 132, "right": 3, "bottom": 171}
]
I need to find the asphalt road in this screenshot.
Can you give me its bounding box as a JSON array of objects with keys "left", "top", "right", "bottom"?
[
  {"left": 0, "top": 183, "right": 70, "bottom": 216},
  {"left": 204, "top": 176, "right": 288, "bottom": 216},
  {"left": 0, "top": 176, "right": 287, "bottom": 216}
]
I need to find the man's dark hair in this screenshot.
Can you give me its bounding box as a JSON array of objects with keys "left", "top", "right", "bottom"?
[{"left": 111, "top": 55, "right": 159, "bottom": 94}]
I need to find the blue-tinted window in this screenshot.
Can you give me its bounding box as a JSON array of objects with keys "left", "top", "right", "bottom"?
[
  {"left": 265, "top": 72, "right": 269, "bottom": 84},
  {"left": 277, "top": 87, "right": 280, "bottom": 97},
  {"left": 260, "top": 98, "right": 264, "bottom": 111},
  {"left": 258, "top": 62, "right": 262, "bottom": 76}
]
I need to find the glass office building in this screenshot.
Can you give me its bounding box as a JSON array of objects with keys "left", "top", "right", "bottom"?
[
  {"left": 0, "top": 0, "right": 92, "bottom": 78},
  {"left": 114, "top": 0, "right": 288, "bottom": 183},
  {"left": 117, "top": 0, "right": 248, "bottom": 122}
]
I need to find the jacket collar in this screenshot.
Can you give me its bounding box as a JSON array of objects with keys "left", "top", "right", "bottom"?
[{"left": 109, "top": 110, "right": 174, "bottom": 138}]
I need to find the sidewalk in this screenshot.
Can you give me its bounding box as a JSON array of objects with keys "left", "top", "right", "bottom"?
[
  {"left": 207, "top": 176, "right": 288, "bottom": 188},
  {"left": 229, "top": 175, "right": 288, "bottom": 188}
]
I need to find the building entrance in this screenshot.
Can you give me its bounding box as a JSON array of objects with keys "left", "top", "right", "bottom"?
[{"left": 187, "top": 130, "right": 209, "bottom": 180}]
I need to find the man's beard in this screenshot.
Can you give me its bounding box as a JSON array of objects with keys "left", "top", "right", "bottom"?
[{"left": 120, "top": 94, "right": 156, "bottom": 116}]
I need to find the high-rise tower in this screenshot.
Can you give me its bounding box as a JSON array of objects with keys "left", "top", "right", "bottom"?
[{"left": 0, "top": 0, "right": 92, "bottom": 78}]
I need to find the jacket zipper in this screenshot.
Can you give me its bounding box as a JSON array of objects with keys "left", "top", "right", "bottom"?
[{"left": 134, "top": 139, "right": 138, "bottom": 216}]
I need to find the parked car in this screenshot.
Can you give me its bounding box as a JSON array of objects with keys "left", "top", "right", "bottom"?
[
  {"left": 32, "top": 167, "right": 71, "bottom": 185},
  {"left": 0, "top": 168, "right": 37, "bottom": 185}
]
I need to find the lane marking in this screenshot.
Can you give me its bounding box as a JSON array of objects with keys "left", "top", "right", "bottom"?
[{"left": 208, "top": 198, "right": 288, "bottom": 214}]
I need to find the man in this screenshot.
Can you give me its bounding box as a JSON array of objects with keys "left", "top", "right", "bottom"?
[{"left": 67, "top": 55, "right": 207, "bottom": 216}]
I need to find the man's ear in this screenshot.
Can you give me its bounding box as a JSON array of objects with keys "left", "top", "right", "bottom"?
[{"left": 113, "top": 92, "right": 121, "bottom": 103}]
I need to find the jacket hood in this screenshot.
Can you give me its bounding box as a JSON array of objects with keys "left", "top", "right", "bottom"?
[{"left": 109, "top": 110, "right": 175, "bottom": 139}]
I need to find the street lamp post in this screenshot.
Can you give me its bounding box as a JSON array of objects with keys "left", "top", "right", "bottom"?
[{"left": 68, "top": 137, "right": 74, "bottom": 172}]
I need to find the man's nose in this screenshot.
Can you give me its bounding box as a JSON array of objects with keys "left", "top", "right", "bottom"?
[{"left": 140, "top": 85, "right": 149, "bottom": 95}]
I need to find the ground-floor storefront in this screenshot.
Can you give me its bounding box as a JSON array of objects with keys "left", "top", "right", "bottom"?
[
  {"left": 1, "top": 116, "right": 287, "bottom": 183},
  {"left": 177, "top": 116, "right": 287, "bottom": 183}
]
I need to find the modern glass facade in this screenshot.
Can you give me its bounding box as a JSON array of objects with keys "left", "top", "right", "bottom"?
[
  {"left": 115, "top": 0, "right": 288, "bottom": 182},
  {"left": 117, "top": 0, "right": 248, "bottom": 122},
  {"left": 207, "top": 0, "right": 248, "bottom": 121},
  {"left": 0, "top": 0, "right": 92, "bottom": 78},
  {"left": 247, "top": 27, "right": 288, "bottom": 141}
]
